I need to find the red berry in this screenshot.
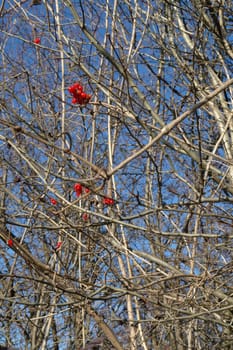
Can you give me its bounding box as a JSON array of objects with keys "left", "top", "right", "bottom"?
[
  {"left": 74, "top": 183, "right": 82, "bottom": 191},
  {"left": 82, "top": 213, "right": 89, "bottom": 221},
  {"left": 33, "top": 37, "right": 41, "bottom": 44},
  {"left": 103, "top": 197, "right": 114, "bottom": 206},
  {"left": 7, "top": 239, "right": 13, "bottom": 247},
  {"left": 72, "top": 97, "right": 78, "bottom": 104},
  {"left": 73, "top": 90, "right": 82, "bottom": 98},
  {"left": 81, "top": 92, "right": 91, "bottom": 104},
  {"left": 55, "top": 241, "right": 62, "bottom": 250},
  {"left": 74, "top": 183, "right": 82, "bottom": 196},
  {"left": 73, "top": 83, "right": 83, "bottom": 92},
  {"left": 84, "top": 187, "right": 90, "bottom": 193},
  {"left": 50, "top": 198, "right": 57, "bottom": 205},
  {"left": 68, "top": 85, "right": 76, "bottom": 94},
  {"left": 80, "top": 92, "right": 87, "bottom": 99}
]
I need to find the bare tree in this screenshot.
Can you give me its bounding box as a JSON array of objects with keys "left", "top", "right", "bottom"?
[{"left": 0, "top": 1, "right": 233, "bottom": 349}]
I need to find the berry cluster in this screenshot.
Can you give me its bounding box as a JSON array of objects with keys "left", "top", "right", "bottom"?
[
  {"left": 103, "top": 197, "right": 114, "bottom": 206},
  {"left": 68, "top": 83, "right": 91, "bottom": 105},
  {"left": 74, "top": 183, "right": 90, "bottom": 197},
  {"left": 74, "top": 183, "right": 114, "bottom": 206}
]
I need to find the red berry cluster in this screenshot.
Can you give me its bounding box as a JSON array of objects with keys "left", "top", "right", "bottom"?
[
  {"left": 103, "top": 197, "right": 114, "bottom": 206},
  {"left": 68, "top": 83, "right": 91, "bottom": 105},
  {"left": 74, "top": 183, "right": 90, "bottom": 197}
]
